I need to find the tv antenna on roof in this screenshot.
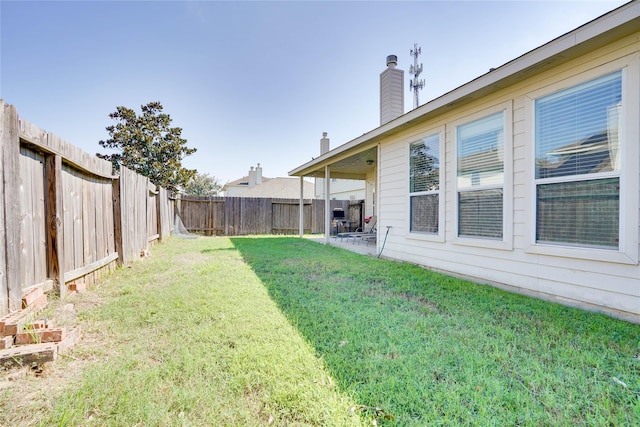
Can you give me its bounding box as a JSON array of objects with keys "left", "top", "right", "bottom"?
[{"left": 409, "top": 43, "right": 425, "bottom": 109}]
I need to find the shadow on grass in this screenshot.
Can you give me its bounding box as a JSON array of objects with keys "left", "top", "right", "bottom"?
[{"left": 230, "top": 236, "right": 640, "bottom": 426}]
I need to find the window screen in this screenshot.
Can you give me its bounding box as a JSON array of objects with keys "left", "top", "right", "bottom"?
[
  {"left": 411, "top": 194, "right": 439, "bottom": 233},
  {"left": 534, "top": 71, "right": 622, "bottom": 249},
  {"left": 410, "top": 134, "right": 440, "bottom": 234},
  {"left": 456, "top": 112, "right": 504, "bottom": 239},
  {"left": 536, "top": 71, "right": 622, "bottom": 179},
  {"left": 458, "top": 189, "right": 503, "bottom": 239},
  {"left": 410, "top": 134, "right": 440, "bottom": 193},
  {"left": 536, "top": 178, "right": 619, "bottom": 248}
]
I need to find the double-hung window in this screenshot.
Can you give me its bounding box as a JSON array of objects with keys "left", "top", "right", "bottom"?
[
  {"left": 534, "top": 71, "right": 622, "bottom": 249},
  {"left": 409, "top": 133, "right": 441, "bottom": 234},
  {"left": 456, "top": 111, "right": 505, "bottom": 240}
]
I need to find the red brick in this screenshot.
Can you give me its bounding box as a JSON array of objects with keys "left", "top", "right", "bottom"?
[
  {"left": 21, "top": 288, "right": 44, "bottom": 309},
  {"left": 1, "top": 311, "right": 30, "bottom": 337},
  {"left": 27, "top": 318, "right": 55, "bottom": 330},
  {"left": 0, "top": 336, "right": 14, "bottom": 349},
  {"left": 24, "top": 294, "right": 48, "bottom": 313},
  {"left": 0, "top": 313, "right": 13, "bottom": 334},
  {"left": 68, "top": 282, "right": 87, "bottom": 292},
  {"left": 15, "top": 328, "right": 66, "bottom": 345}
]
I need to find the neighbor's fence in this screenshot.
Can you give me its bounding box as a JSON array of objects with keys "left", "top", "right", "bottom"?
[
  {"left": 177, "top": 195, "right": 363, "bottom": 236},
  {"left": 0, "top": 102, "right": 173, "bottom": 315}
]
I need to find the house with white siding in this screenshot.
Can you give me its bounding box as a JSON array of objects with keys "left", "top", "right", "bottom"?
[{"left": 289, "top": 2, "right": 640, "bottom": 323}]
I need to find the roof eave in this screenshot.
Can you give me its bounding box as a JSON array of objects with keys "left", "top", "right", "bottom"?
[{"left": 289, "top": 1, "right": 639, "bottom": 178}]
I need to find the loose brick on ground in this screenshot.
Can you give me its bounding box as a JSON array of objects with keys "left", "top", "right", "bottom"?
[
  {"left": 68, "top": 282, "right": 87, "bottom": 293},
  {"left": 14, "top": 328, "right": 66, "bottom": 345},
  {"left": 24, "top": 294, "right": 48, "bottom": 313},
  {"left": 21, "top": 288, "right": 45, "bottom": 309},
  {"left": 27, "top": 318, "right": 55, "bottom": 330},
  {"left": 0, "top": 336, "right": 13, "bottom": 350},
  {"left": 1, "top": 311, "right": 30, "bottom": 337}
]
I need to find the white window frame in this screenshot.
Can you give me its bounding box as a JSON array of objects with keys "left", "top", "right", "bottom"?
[
  {"left": 407, "top": 126, "right": 445, "bottom": 243},
  {"left": 524, "top": 55, "right": 639, "bottom": 264},
  {"left": 452, "top": 101, "right": 513, "bottom": 250}
]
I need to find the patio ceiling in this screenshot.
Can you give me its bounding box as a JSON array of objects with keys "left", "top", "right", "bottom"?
[{"left": 292, "top": 146, "right": 377, "bottom": 180}]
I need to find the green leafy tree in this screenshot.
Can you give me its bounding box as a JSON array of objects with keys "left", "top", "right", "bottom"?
[
  {"left": 183, "top": 173, "right": 223, "bottom": 197},
  {"left": 97, "top": 101, "right": 197, "bottom": 192}
]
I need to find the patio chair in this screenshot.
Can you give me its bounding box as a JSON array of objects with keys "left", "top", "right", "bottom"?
[
  {"left": 344, "top": 216, "right": 377, "bottom": 244},
  {"left": 334, "top": 216, "right": 376, "bottom": 242}
]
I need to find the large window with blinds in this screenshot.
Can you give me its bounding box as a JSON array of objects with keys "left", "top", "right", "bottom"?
[
  {"left": 409, "top": 133, "right": 440, "bottom": 234},
  {"left": 456, "top": 111, "right": 504, "bottom": 239},
  {"left": 534, "top": 71, "right": 622, "bottom": 249}
]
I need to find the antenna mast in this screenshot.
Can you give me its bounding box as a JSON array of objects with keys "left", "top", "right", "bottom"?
[{"left": 409, "top": 43, "right": 425, "bottom": 109}]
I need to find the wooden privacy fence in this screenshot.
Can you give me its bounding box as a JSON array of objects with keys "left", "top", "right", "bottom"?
[
  {"left": 177, "top": 195, "right": 363, "bottom": 236},
  {"left": 0, "top": 102, "right": 173, "bottom": 315}
]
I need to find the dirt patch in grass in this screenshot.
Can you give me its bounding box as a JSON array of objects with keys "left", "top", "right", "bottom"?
[
  {"left": 0, "top": 287, "right": 113, "bottom": 427},
  {"left": 362, "top": 287, "right": 441, "bottom": 314}
]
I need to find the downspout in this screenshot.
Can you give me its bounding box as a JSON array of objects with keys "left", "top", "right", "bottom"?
[{"left": 299, "top": 176, "right": 304, "bottom": 237}]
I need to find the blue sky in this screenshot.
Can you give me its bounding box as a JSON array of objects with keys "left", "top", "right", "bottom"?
[{"left": 1, "top": 0, "right": 628, "bottom": 184}]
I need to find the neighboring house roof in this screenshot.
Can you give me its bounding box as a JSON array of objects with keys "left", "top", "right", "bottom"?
[
  {"left": 234, "top": 177, "right": 315, "bottom": 199},
  {"left": 458, "top": 149, "right": 502, "bottom": 174},
  {"left": 289, "top": 2, "right": 640, "bottom": 179},
  {"left": 538, "top": 132, "right": 614, "bottom": 178},
  {"left": 224, "top": 176, "right": 272, "bottom": 188}
]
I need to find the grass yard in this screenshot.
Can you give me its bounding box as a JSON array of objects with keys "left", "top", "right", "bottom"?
[
  {"left": 231, "top": 237, "right": 640, "bottom": 426},
  {"left": 1, "top": 235, "right": 638, "bottom": 426},
  {"left": 1, "top": 237, "right": 363, "bottom": 427}
]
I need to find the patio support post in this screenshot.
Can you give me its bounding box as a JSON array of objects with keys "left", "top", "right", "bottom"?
[
  {"left": 298, "top": 176, "right": 304, "bottom": 237},
  {"left": 324, "top": 165, "right": 331, "bottom": 244},
  {"left": 376, "top": 142, "right": 382, "bottom": 252}
]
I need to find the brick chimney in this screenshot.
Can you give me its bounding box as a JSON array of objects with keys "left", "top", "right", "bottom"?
[
  {"left": 248, "top": 164, "right": 262, "bottom": 187},
  {"left": 320, "top": 132, "right": 330, "bottom": 155},
  {"left": 380, "top": 55, "right": 404, "bottom": 125},
  {"left": 248, "top": 166, "right": 256, "bottom": 187},
  {"left": 255, "top": 163, "right": 262, "bottom": 185}
]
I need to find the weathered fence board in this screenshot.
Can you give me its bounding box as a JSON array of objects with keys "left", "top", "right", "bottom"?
[
  {"left": 147, "top": 183, "right": 159, "bottom": 241},
  {"left": 19, "top": 147, "right": 47, "bottom": 291},
  {"left": 157, "top": 187, "right": 170, "bottom": 241},
  {"left": 0, "top": 101, "right": 176, "bottom": 314},
  {"left": 45, "top": 154, "right": 64, "bottom": 297},
  {"left": 118, "top": 167, "right": 148, "bottom": 263},
  {"left": 177, "top": 196, "right": 363, "bottom": 236}
]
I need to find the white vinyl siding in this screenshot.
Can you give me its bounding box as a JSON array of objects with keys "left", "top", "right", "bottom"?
[{"left": 374, "top": 28, "right": 639, "bottom": 321}]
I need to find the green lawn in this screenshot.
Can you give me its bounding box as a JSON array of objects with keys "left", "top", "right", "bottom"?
[
  {"left": 4, "top": 236, "right": 637, "bottom": 426},
  {"left": 230, "top": 236, "right": 640, "bottom": 426},
  {"left": 11, "top": 237, "right": 363, "bottom": 427}
]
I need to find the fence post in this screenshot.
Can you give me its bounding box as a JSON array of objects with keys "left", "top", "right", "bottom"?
[
  {"left": 224, "top": 197, "right": 231, "bottom": 236},
  {"left": 0, "top": 104, "right": 9, "bottom": 315},
  {"left": 0, "top": 103, "right": 22, "bottom": 314},
  {"left": 45, "top": 153, "right": 65, "bottom": 297},
  {"left": 112, "top": 177, "right": 124, "bottom": 266},
  {"left": 155, "top": 188, "right": 162, "bottom": 242}
]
